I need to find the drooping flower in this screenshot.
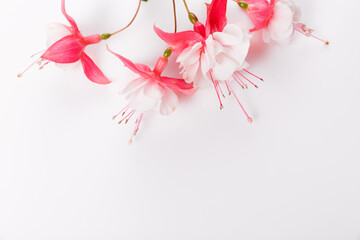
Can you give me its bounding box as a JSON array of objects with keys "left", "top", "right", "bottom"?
[
  {"left": 18, "top": 0, "right": 111, "bottom": 84},
  {"left": 154, "top": 0, "right": 263, "bottom": 122},
  {"left": 234, "top": 0, "right": 329, "bottom": 45},
  {"left": 107, "top": 46, "right": 196, "bottom": 144}
]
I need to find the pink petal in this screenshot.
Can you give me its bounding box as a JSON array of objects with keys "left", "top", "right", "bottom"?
[
  {"left": 153, "top": 25, "right": 204, "bottom": 53},
  {"left": 80, "top": 53, "right": 111, "bottom": 85},
  {"left": 61, "top": 0, "right": 80, "bottom": 36},
  {"left": 205, "top": 0, "right": 228, "bottom": 35},
  {"left": 160, "top": 77, "right": 197, "bottom": 95},
  {"left": 106, "top": 45, "right": 151, "bottom": 78},
  {"left": 41, "top": 35, "right": 84, "bottom": 63}
]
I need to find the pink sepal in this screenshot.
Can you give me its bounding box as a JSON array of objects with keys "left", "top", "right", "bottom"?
[
  {"left": 81, "top": 53, "right": 111, "bottom": 85},
  {"left": 153, "top": 25, "right": 204, "bottom": 53},
  {"left": 41, "top": 35, "right": 84, "bottom": 63},
  {"left": 205, "top": 0, "right": 228, "bottom": 35}
]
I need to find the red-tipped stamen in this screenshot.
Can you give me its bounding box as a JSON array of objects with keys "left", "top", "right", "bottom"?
[
  {"left": 119, "top": 109, "right": 135, "bottom": 124},
  {"left": 39, "top": 61, "right": 50, "bottom": 70},
  {"left": 294, "top": 23, "right": 329, "bottom": 45},
  {"left": 113, "top": 103, "right": 130, "bottom": 120},
  {"left": 233, "top": 73, "right": 247, "bottom": 89},
  {"left": 125, "top": 110, "right": 136, "bottom": 124},
  {"left": 129, "top": 113, "right": 143, "bottom": 145},
  {"left": 225, "top": 82, "right": 231, "bottom": 95},
  {"left": 18, "top": 58, "right": 42, "bottom": 77},
  {"left": 243, "top": 69, "right": 263, "bottom": 81},
  {"left": 209, "top": 70, "right": 224, "bottom": 110},
  {"left": 217, "top": 81, "right": 226, "bottom": 98},
  {"left": 236, "top": 71, "right": 258, "bottom": 88},
  {"left": 30, "top": 49, "right": 46, "bottom": 58},
  {"left": 225, "top": 81, "right": 252, "bottom": 123}
]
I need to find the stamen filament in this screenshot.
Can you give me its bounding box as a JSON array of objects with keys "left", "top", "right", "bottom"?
[
  {"left": 125, "top": 110, "right": 136, "bottom": 124},
  {"left": 18, "top": 58, "right": 41, "bottom": 77},
  {"left": 113, "top": 103, "right": 130, "bottom": 120},
  {"left": 233, "top": 73, "right": 247, "bottom": 89},
  {"left": 294, "top": 23, "right": 329, "bottom": 45},
  {"left": 209, "top": 70, "right": 224, "bottom": 109},
  {"left": 129, "top": 113, "right": 143, "bottom": 145},
  {"left": 236, "top": 72, "right": 258, "bottom": 88},
  {"left": 225, "top": 81, "right": 252, "bottom": 123},
  {"left": 243, "top": 69, "right": 263, "bottom": 81},
  {"left": 119, "top": 109, "right": 135, "bottom": 124}
]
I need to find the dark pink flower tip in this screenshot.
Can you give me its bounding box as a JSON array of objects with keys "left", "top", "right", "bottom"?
[
  {"left": 153, "top": 25, "right": 204, "bottom": 53},
  {"left": 205, "top": 0, "right": 228, "bottom": 35},
  {"left": 80, "top": 53, "right": 111, "bottom": 85}
]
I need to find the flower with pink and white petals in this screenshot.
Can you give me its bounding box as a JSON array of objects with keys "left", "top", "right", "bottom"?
[
  {"left": 235, "top": 0, "right": 329, "bottom": 45},
  {"left": 19, "top": 0, "right": 110, "bottom": 85},
  {"left": 107, "top": 46, "right": 196, "bottom": 144},
  {"left": 154, "top": 0, "right": 263, "bottom": 122}
]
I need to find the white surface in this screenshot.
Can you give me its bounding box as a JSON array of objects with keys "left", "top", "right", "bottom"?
[{"left": 1, "top": 0, "right": 360, "bottom": 239}]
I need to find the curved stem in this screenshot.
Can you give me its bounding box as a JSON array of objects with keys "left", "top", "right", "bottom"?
[
  {"left": 182, "top": 0, "right": 190, "bottom": 14},
  {"left": 172, "top": 0, "right": 177, "bottom": 33},
  {"left": 111, "top": 0, "right": 142, "bottom": 36}
]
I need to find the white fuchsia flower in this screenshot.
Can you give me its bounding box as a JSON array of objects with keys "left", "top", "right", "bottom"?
[
  {"left": 154, "top": 0, "right": 264, "bottom": 123},
  {"left": 235, "top": 0, "right": 329, "bottom": 45},
  {"left": 107, "top": 46, "right": 196, "bottom": 144}
]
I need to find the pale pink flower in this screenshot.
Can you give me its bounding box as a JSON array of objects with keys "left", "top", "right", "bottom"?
[
  {"left": 154, "top": 0, "right": 263, "bottom": 122},
  {"left": 18, "top": 0, "right": 110, "bottom": 84},
  {"left": 235, "top": 0, "right": 329, "bottom": 45},
  {"left": 107, "top": 46, "right": 196, "bottom": 144}
]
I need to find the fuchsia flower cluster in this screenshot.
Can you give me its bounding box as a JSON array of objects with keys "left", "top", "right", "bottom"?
[{"left": 19, "top": 0, "right": 328, "bottom": 144}]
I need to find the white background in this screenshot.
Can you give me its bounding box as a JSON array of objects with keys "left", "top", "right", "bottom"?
[{"left": 1, "top": 0, "right": 360, "bottom": 239}]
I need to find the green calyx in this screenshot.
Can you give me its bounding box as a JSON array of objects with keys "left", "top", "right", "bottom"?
[
  {"left": 237, "top": 1, "right": 249, "bottom": 9},
  {"left": 101, "top": 33, "right": 111, "bottom": 40},
  {"left": 163, "top": 48, "right": 172, "bottom": 58},
  {"left": 188, "top": 12, "right": 198, "bottom": 24}
]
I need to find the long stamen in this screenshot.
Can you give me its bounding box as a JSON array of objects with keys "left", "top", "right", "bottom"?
[
  {"left": 217, "top": 81, "right": 226, "bottom": 98},
  {"left": 39, "top": 61, "right": 50, "bottom": 70},
  {"left": 233, "top": 73, "right": 247, "bottom": 89},
  {"left": 225, "top": 81, "right": 252, "bottom": 123},
  {"left": 30, "top": 49, "right": 46, "bottom": 58},
  {"left": 294, "top": 23, "right": 329, "bottom": 45},
  {"left": 125, "top": 110, "right": 136, "bottom": 124},
  {"left": 119, "top": 109, "right": 135, "bottom": 124},
  {"left": 209, "top": 70, "right": 224, "bottom": 110},
  {"left": 110, "top": 0, "right": 142, "bottom": 36},
  {"left": 113, "top": 103, "right": 130, "bottom": 120},
  {"left": 129, "top": 113, "right": 143, "bottom": 145},
  {"left": 243, "top": 69, "right": 263, "bottom": 81},
  {"left": 18, "top": 58, "right": 42, "bottom": 77},
  {"left": 236, "top": 71, "right": 258, "bottom": 88}
]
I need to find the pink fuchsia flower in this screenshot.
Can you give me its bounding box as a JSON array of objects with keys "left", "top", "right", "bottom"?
[
  {"left": 154, "top": 0, "right": 263, "bottom": 123},
  {"left": 18, "top": 0, "right": 110, "bottom": 85},
  {"left": 235, "top": 0, "right": 329, "bottom": 45},
  {"left": 107, "top": 46, "right": 196, "bottom": 144}
]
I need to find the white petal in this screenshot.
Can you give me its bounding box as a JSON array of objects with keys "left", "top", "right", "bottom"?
[
  {"left": 267, "top": 3, "right": 295, "bottom": 44},
  {"left": 160, "top": 88, "right": 179, "bottom": 115},
  {"left": 143, "top": 81, "right": 164, "bottom": 99},
  {"left": 120, "top": 77, "right": 147, "bottom": 95}
]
